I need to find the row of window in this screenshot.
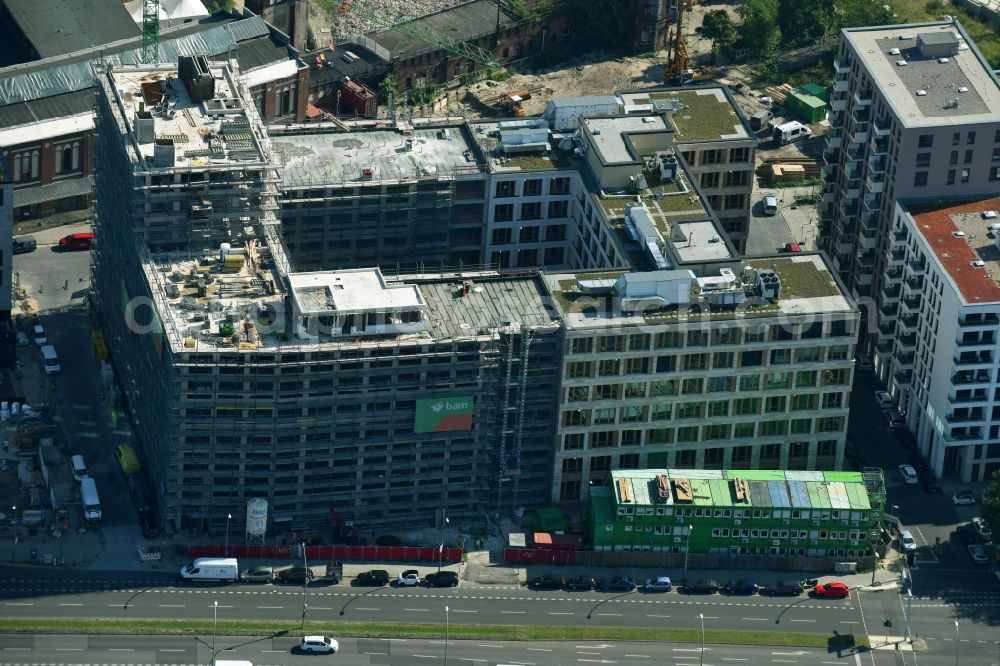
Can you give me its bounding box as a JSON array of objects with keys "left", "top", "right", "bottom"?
[
  {"left": 560, "top": 417, "right": 845, "bottom": 449},
  {"left": 565, "top": 350, "right": 851, "bottom": 379},
  {"left": 566, "top": 379, "right": 847, "bottom": 403},
  {"left": 616, "top": 506, "right": 865, "bottom": 522},
  {"left": 570, "top": 329, "right": 852, "bottom": 353},
  {"left": 490, "top": 222, "right": 568, "bottom": 244},
  {"left": 495, "top": 176, "right": 573, "bottom": 198}
]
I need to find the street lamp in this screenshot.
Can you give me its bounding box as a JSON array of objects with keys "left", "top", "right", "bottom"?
[
  {"left": 698, "top": 612, "right": 706, "bottom": 666},
  {"left": 444, "top": 605, "right": 450, "bottom": 666},
  {"left": 437, "top": 509, "right": 450, "bottom": 573},
  {"left": 953, "top": 620, "right": 959, "bottom": 666},
  {"left": 300, "top": 541, "right": 309, "bottom": 628},
  {"left": 10, "top": 506, "right": 16, "bottom": 562},
  {"left": 212, "top": 600, "right": 218, "bottom": 665},
  {"left": 683, "top": 524, "right": 694, "bottom": 582},
  {"left": 891, "top": 504, "right": 900, "bottom": 525},
  {"left": 224, "top": 513, "right": 232, "bottom": 556}
]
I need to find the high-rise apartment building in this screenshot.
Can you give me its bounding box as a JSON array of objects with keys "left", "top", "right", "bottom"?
[
  {"left": 0, "top": 154, "right": 11, "bottom": 321},
  {"left": 820, "top": 21, "right": 1000, "bottom": 333},
  {"left": 882, "top": 196, "right": 1000, "bottom": 482}
]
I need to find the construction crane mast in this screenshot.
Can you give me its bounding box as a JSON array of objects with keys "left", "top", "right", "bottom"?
[
  {"left": 338, "top": 0, "right": 501, "bottom": 69},
  {"left": 664, "top": 0, "right": 688, "bottom": 85},
  {"left": 141, "top": 0, "right": 160, "bottom": 64}
]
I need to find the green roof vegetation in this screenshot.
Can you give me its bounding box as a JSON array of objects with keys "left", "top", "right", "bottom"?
[
  {"left": 647, "top": 90, "right": 743, "bottom": 142},
  {"left": 748, "top": 258, "right": 841, "bottom": 299},
  {"left": 502, "top": 148, "right": 571, "bottom": 171}
]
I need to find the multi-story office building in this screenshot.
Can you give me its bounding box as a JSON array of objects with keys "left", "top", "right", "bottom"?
[
  {"left": 589, "top": 468, "right": 885, "bottom": 558},
  {"left": 92, "top": 57, "right": 857, "bottom": 534},
  {"left": 820, "top": 21, "right": 1000, "bottom": 344},
  {"left": 0, "top": 154, "right": 11, "bottom": 320},
  {"left": 881, "top": 196, "right": 1000, "bottom": 482},
  {"left": 546, "top": 255, "right": 859, "bottom": 503}
]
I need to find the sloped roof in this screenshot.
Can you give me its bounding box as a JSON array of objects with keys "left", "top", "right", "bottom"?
[{"left": 4, "top": 0, "right": 141, "bottom": 59}]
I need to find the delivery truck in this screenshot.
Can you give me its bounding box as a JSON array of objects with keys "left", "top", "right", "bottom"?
[
  {"left": 180, "top": 557, "right": 239, "bottom": 582},
  {"left": 80, "top": 477, "right": 102, "bottom": 522}
]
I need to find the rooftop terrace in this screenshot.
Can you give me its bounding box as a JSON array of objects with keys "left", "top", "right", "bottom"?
[
  {"left": 608, "top": 469, "right": 873, "bottom": 511},
  {"left": 108, "top": 63, "right": 267, "bottom": 168},
  {"left": 543, "top": 254, "right": 851, "bottom": 329},
  {"left": 272, "top": 125, "right": 484, "bottom": 187},
  {"left": 469, "top": 119, "right": 572, "bottom": 172},
  {"left": 904, "top": 196, "right": 1000, "bottom": 304},
  {"left": 845, "top": 22, "right": 1000, "bottom": 128},
  {"left": 584, "top": 115, "right": 668, "bottom": 164},
  {"left": 619, "top": 87, "right": 751, "bottom": 142}
]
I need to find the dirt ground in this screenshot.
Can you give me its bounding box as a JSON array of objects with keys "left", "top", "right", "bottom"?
[{"left": 308, "top": 0, "right": 466, "bottom": 46}]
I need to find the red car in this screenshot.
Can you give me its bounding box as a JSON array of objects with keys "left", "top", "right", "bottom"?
[{"left": 813, "top": 582, "right": 850, "bottom": 599}]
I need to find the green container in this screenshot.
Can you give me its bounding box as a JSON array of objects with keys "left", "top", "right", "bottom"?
[{"left": 786, "top": 90, "right": 827, "bottom": 124}]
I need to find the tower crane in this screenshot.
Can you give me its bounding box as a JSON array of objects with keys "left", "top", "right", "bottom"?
[
  {"left": 141, "top": 0, "right": 160, "bottom": 64},
  {"left": 337, "top": 0, "right": 501, "bottom": 69}
]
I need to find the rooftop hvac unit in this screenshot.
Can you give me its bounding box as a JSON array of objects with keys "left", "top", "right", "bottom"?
[
  {"left": 657, "top": 150, "right": 678, "bottom": 182},
  {"left": 755, "top": 268, "right": 781, "bottom": 300},
  {"left": 983, "top": 210, "right": 999, "bottom": 220}
]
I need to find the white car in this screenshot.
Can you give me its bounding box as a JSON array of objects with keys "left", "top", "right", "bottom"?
[
  {"left": 898, "top": 464, "right": 918, "bottom": 484},
  {"left": 971, "top": 517, "right": 993, "bottom": 541},
  {"left": 32, "top": 324, "right": 47, "bottom": 346},
  {"left": 397, "top": 569, "right": 421, "bottom": 586},
  {"left": 952, "top": 490, "right": 976, "bottom": 506},
  {"left": 875, "top": 391, "right": 895, "bottom": 408},
  {"left": 299, "top": 636, "right": 338, "bottom": 653}
]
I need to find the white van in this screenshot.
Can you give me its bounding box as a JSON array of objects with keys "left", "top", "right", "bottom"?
[
  {"left": 180, "top": 557, "right": 239, "bottom": 582},
  {"left": 899, "top": 530, "right": 917, "bottom": 552},
  {"left": 773, "top": 120, "right": 812, "bottom": 145},
  {"left": 70, "top": 455, "right": 89, "bottom": 481},
  {"left": 80, "top": 477, "right": 102, "bottom": 522},
  {"left": 763, "top": 195, "right": 778, "bottom": 215},
  {"left": 40, "top": 344, "right": 61, "bottom": 375}
]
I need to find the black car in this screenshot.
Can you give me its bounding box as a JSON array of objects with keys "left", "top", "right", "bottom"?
[
  {"left": 564, "top": 575, "right": 595, "bottom": 591},
  {"left": 683, "top": 579, "right": 720, "bottom": 594},
  {"left": 275, "top": 566, "right": 315, "bottom": 585},
  {"left": 762, "top": 580, "right": 804, "bottom": 596},
  {"left": 723, "top": 578, "right": 758, "bottom": 595},
  {"left": 596, "top": 576, "right": 636, "bottom": 592},
  {"left": 921, "top": 473, "right": 942, "bottom": 493},
  {"left": 528, "top": 574, "right": 564, "bottom": 590},
  {"left": 425, "top": 571, "right": 459, "bottom": 587},
  {"left": 355, "top": 569, "right": 390, "bottom": 586}
]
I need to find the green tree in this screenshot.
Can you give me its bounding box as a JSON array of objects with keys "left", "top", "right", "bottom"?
[
  {"left": 377, "top": 77, "right": 398, "bottom": 106},
  {"left": 982, "top": 469, "right": 1000, "bottom": 538},
  {"left": 736, "top": 0, "right": 780, "bottom": 55},
  {"left": 697, "top": 10, "right": 737, "bottom": 62},
  {"left": 565, "top": 0, "right": 630, "bottom": 52},
  {"left": 829, "top": 0, "right": 897, "bottom": 34},
  {"left": 777, "top": 0, "right": 831, "bottom": 47}
]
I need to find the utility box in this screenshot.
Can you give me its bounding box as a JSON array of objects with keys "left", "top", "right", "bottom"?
[
  {"left": 785, "top": 90, "right": 827, "bottom": 124},
  {"left": 544, "top": 96, "right": 622, "bottom": 131}
]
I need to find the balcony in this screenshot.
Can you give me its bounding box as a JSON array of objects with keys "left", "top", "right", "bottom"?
[
  {"left": 838, "top": 217, "right": 857, "bottom": 236},
  {"left": 946, "top": 428, "right": 983, "bottom": 442},
  {"left": 882, "top": 283, "right": 901, "bottom": 301},
  {"left": 821, "top": 191, "right": 835, "bottom": 205},
  {"left": 836, "top": 241, "right": 854, "bottom": 255},
  {"left": 834, "top": 57, "right": 852, "bottom": 74},
  {"left": 956, "top": 334, "right": 996, "bottom": 347},
  {"left": 851, "top": 106, "right": 871, "bottom": 125},
  {"left": 866, "top": 173, "right": 885, "bottom": 193},
  {"left": 831, "top": 98, "right": 848, "bottom": 112},
  {"left": 867, "top": 153, "right": 887, "bottom": 172},
  {"left": 890, "top": 228, "right": 908, "bottom": 247},
  {"left": 856, "top": 247, "right": 876, "bottom": 267},
  {"left": 894, "top": 369, "right": 913, "bottom": 386},
  {"left": 946, "top": 410, "right": 985, "bottom": 424},
  {"left": 896, "top": 333, "right": 917, "bottom": 350},
  {"left": 903, "top": 277, "right": 924, "bottom": 298},
  {"left": 833, "top": 79, "right": 850, "bottom": 93},
  {"left": 898, "top": 314, "right": 918, "bottom": 331},
  {"left": 958, "top": 315, "right": 1000, "bottom": 327},
  {"left": 884, "top": 266, "right": 903, "bottom": 283},
  {"left": 906, "top": 258, "right": 927, "bottom": 276},
  {"left": 897, "top": 352, "right": 916, "bottom": 367},
  {"left": 844, "top": 161, "right": 862, "bottom": 181},
  {"left": 821, "top": 166, "right": 836, "bottom": 183},
  {"left": 872, "top": 120, "right": 891, "bottom": 137},
  {"left": 844, "top": 187, "right": 861, "bottom": 201},
  {"left": 826, "top": 135, "right": 843, "bottom": 150},
  {"left": 877, "top": 323, "right": 896, "bottom": 340},
  {"left": 954, "top": 354, "right": 993, "bottom": 367},
  {"left": 863, "top": 192, "right": 880, "bottom": 213},
  {"left": 859, "top": 232, "right": 877, "bottom": 250},
  {"left": 832, "top": 253, "right": 847, "bottom": 273},
  {"left": 870, "top": 137, "right": 889, "bottom": 157},
  {"left": 885, "top": 248, "right": 905, "bottom": 268},
  {"left": 854, "top": 90, "right": 873, "bottom": 106},
  {"left": 900, "top": 295, "right": 921, "bottom": 313},
  {"left": 829, "top": 112, "right": 846, "bottom": 129},
  {"left": 950, "top": 391, "right": 988, "bottom": 403},
  {"left": 951, "top": 371, "right": 992, "bottom": 385},
  {"left": 878, "top": 304, "right": 898, "bottom": 323}
]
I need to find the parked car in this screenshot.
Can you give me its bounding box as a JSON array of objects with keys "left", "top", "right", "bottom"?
[
  {"left": 761, "top": 581, "right": 804, "bottom": 596},
  {"left": 596, "top": 576, "right": 636, "bottom": 592},
  {"left": 643, "top": 576, "right": 673, "bottom": 592},
  {"left": 723, "top": 579, "right": 758, "bottom": 595},
  {"left": 32, "top": 324, "right": 47, "bottom": 346},
  {"left": 883, "top": 409, "right": 906, "bottom": 429},
  {"left": 971, "top": 517, "right": 993, "bottom": 541},
  {"left": 354, "top": 569, "right": 390, "bottom": 586},
  {"left": 921, "top": 473, "right": 942, "bottom": 494},
  {"left": 875, "top": 390, "right": 894, "bottom": 408},
  {"left": 813, "top": 582, "right": 851, "bottom": 599},
  {"left": 564, "top": 575, "right": 595, "bottom": 591},
  {"left": 425, "top": 571, "right": 459, "bottom": 587},
  {"left": 967, "top": 544, "right": 989, "bottom": 565},
  {"left": 856, "top": 354, "right": 873, "bottom": 371},
  {"left": 953, "top": 490, "right": 977, "bottom": 506},
  {"left": 298, "top": 636, "right": 338, "bottom": 654},
  {"left": 528, "top": 574, "right": 565, "bottom": 590},
  {"left": 396, "top": 570, "right": 421, "bottom": 587},
  {"left": 898, "top": 464, "right": 919, "bottom": 485},
  {"left": 895, "top": 430, "right": 918, "bottom": 449},
  {"left": 58, "top": 231, "right": 95, "bottom": 251},
  {"left": 683, "top": 579, "right": 720, "bottom": 595},
  {"left": 275, "top": 566, "right": 314, "bottom": 585},
  {"left": 12, "top": 235, "right": 36, "bottom": 254},
  {"left": 240, "top": 565, "right": 275, "bottom": 583},
  {"left": 899, "top": 530, "right": 918, "bottom": 552}
]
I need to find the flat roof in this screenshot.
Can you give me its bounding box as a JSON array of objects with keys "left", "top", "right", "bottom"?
[
  {"left": 619, "top": 87, "right": 751, "bottom": 142},
  {"left": 3, "top": 0, "right": 141, "bottom": 59},
  {"left": 584, "top": 115, "right": 667, "bottom": 164},
  {"left": 904, "top": 196, "right": 1000, "bottom": 304},
  {"left": 108, "top": 63, "right": 266, "bottom": 167},
  {"left": 272, "top": 125, "right": 483, "bottom": 187},
  {"left": 609, "top": 469, "right": 872, "bottom": 510},
  {"left": 289, "top": 269, "right": 425, "bottom": 315},
  {"left": 673, "top": 220, "right": 732, "bottom": 262},
  {"left": 419, "top": 275, "right": 559, "bottom": 339},
  {"left": 844, "top": 22, "right": 1000, "bottom": 128},
  {"left": 544, "top": 254, "right": 853, "bottom": 329}
]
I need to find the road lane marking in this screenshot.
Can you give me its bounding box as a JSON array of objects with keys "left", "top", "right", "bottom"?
[
  {"left": 596, "top": 613, "right": 622, "bottom": 616},
  {"left": 4, "top": 603, "right": 33, "bottom": 606},
  {"left": 526, "top": 648, "right": 553, "bottom": 652},
  {"left": 257, "top": 606, "right": 284, "bottom": 609},
  {"left": 2, "top": 648, "right": 30, "bottom": 651},
  {"left": 477, "top": 644, "right": 503, "bottom": 648},
  {"left": 411, "top": 654, "right": 436, "bottom": 658},
  {"left": 451, "top": 609, "right": 477, "bottom": 613},
  {"left": 790, "top": 619, "right": 816, "bottom": 623},
  {"left": 59, "top": 603, "right": 83, "bottom": 606},
  {"left": 159, "top": 604, "right": 185, "bottom": 608},
  {"left": 159, "top": 649, "right": 186, "bottom": 652},
  {"left": 404, "top": 608, "right": 429, "bottom": 612},
  {"left": 646, "top": 614, "right": 670, "bottom": 618},
  {"left": 500, "top": 610, "right": 525, "bottom": 614},
  {"left": 549, "top": 612, "right": 573, "bottom": 615},
  {"left": 722, "top": 659, "right": 748, "bottom": 662},
  {"left": 742, "top": 617, "right": 767, "bottom": 621},
  {"left": 56, "top": 648, "right": 84, "bottom": 651},
  {"left": 625, "top": 655, "right": 651, "bottom": 658},
  {"left": 108, "top": 648, "right": 135, "bottom": 651},
  {"left": 577, "top": 652, "right": 601, "bottom": 655},
  {"left": 355, "top": 607, "right": 380, "bottom": 611}
]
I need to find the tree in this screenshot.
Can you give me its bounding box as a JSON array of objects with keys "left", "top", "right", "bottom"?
[
  {"left": 829, "top": 0, "right": 897, "bottom": 34},
  {"left": 697, "top": 10, "right": 737, "bottom": 62},
  {"left": 377, "top": 77, "right": 398, "bottom": 106},
  {"left": 777, "top": 0, "right": 831, "bottom": 48},
  {"left": 736, "top": 0, "right": 780, "bottom": 56},
  {"left": 982, "top": 469, "right": 1000, "bottom": 539},
  {"left": 565, "top": 0, "right": 630, "bottom": 53}
]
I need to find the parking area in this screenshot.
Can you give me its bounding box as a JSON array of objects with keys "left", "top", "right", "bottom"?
[{"left": 744, "top": 182, "right": 822, "bottom": 256}]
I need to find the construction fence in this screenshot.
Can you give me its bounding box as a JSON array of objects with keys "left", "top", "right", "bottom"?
[{"left": 189, "top": 544, "right": 463, "bottom": 564}]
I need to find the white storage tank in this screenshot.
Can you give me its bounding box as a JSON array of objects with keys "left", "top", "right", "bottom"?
[{"left": 246, "top": 498, "right": 268, "bottom": 536}]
